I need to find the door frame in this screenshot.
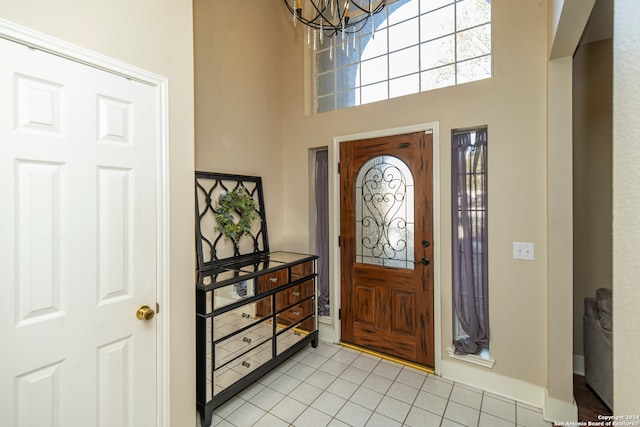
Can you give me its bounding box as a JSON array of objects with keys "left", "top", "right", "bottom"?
[
  {"left": 0, "top": 19, "right": 171, "bottom": 427},
  {"left": 331, "top": 122, "right": 442, "bottom": 374}
]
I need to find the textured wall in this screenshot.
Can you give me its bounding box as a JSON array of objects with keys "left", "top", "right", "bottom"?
[
  {"left": 193, "top": 1, "right": 288, "bottom": 250},
  {"left": 613, "top": 0, "right": 640, "bottom": 413}
]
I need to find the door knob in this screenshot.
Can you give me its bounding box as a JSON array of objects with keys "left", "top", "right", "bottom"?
[{"left": 136, "top": 305, "right": 155, "bottom": 320}]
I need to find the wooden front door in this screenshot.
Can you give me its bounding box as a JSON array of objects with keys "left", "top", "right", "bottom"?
[{"left": 340, "top": 131, "right": 434, "bottom": 367}]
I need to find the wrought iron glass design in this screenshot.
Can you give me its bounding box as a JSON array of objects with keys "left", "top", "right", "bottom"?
[{"left": 355, "top": 155, "right": 414, "bottom": 269}]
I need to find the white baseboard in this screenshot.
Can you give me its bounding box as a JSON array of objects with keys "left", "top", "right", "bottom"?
[
  {"left": 318, "top": 322, "right": 337, "bottom": 343},
  {"left": 544, "top": 390, "right": 578, "bottom": 422},
  {"left": 440, "top": 359, "right": 546, "bottom": 408},
  {"left": 440, "top": 359, "right": 578, "bottom": 422},
  {"left": 573, "top": 354, "right": 585, "bottom": 376}
]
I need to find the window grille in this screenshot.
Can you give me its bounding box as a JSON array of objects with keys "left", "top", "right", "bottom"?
[{"left": 315, "top": 0, "right": 492, "bottom": 113}]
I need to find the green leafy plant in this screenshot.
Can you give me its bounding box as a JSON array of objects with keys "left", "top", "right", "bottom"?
[{"left": 214, "top": 187, "right": 261, "bottom": 244}]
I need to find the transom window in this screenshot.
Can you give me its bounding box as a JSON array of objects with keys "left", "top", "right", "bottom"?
[{"left": 315, "top": 0, "right": 492, "bottom": 113}]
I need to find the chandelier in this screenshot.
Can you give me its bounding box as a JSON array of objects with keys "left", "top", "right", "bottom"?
[{"left": 284, "top": 0, "right": 387, "bottom": 51}]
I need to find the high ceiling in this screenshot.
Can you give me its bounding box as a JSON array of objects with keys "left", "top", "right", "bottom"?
[{"left": 579, "top": 0, "right": 613, "bottom": 46}]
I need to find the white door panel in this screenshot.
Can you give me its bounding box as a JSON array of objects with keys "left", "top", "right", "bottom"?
[{"left": 0, "top": 37, "right": 158, "bottom": 426}]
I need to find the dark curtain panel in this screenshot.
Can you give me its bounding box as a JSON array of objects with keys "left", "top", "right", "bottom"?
[
  {"left": 452, "top": 129, "right": 489, "bottom": 354},
  {"left": 315, "top": 149, "right": 330, "bottom": 316}
]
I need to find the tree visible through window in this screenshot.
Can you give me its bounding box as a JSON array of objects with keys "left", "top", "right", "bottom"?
[{"left": 315, "top": 0, "right": 492, "bottom": 113}]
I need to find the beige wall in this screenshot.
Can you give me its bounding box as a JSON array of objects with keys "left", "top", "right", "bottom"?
[
  {"left": 190, "top": 0, "right": 640, "bottom": 417},
  {"left": 612, "top": 0, "right": 640, "bottom": 413},
  {"left": 547, "top": 0, "right": 595, "bottom": 59},
  {"left": 546, "top": 56, "right": 575, "bottom": 411},
  {"left": 544, "top": 0, "right": 596, "bottom": 416},
  {"left": 279, "top": 0, "right": 550, "bottom": 386},
  {"left": 0, "top": 1, "right": 196, "bottom": 425},
  {"left": 193, "top": 0, "right": 288, "bottom": 250},
  {"left": 572, "top": 38, "right": 613, "bottom": 359}
]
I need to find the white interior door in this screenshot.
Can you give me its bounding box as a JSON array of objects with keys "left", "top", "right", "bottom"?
[{"left": 0, "top": 37, "right": 158, "bottom": 426}]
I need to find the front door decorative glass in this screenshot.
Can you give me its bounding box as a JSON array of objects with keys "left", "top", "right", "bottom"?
[{"left": 355, "top": 155, "right": 415, "bottom": 269}]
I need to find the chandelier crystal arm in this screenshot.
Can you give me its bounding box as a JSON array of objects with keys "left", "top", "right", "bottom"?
[{"left": 284, "top": 0, "right": 386, "bottom": 39}]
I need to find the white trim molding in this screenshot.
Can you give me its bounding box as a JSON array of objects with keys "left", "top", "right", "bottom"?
[
  {"left": 544, "top": 390, "right": 579, "bottom": 423},
  {"left": 441, "top": 358, "right": 578, "bottom": 423},
  {"left": 440, "top": 358, "right": 546, "bottom": 408},
  {"left": 0, "top": 18, "right": 171, "bottom": 427},
  {"left": 446, "top": 347, "right": 495, "bottom": 369},
  {"left": 331, "top": 121, "right": 442, "bottom": 374}
]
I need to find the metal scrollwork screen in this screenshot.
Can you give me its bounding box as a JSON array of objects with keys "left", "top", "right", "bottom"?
[
  {"left": 195, "top": 172, "right": 269, "bottom": 270},
  {"left": 356, "top": 156, "right": 415, "bottom": 269}
]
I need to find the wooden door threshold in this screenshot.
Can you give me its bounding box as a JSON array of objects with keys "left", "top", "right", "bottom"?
[{"left": 339, "top": 342, "right": 435, "bottom": 374}]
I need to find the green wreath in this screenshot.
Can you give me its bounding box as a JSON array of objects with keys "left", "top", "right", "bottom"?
[{"left": 214, "top": 187, "right": 261, "bottom": 243}]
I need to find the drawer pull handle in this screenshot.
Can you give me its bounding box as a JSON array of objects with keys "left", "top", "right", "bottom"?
[
  {"left": 294, "top": 331, "right": 301, "bottom": 336},
  {"left": 269, "top": 277, "right": 278, "bottom": 283},
  {"left": 291, "top": 311, "right": 301, "bottom": 316},
  {"left": 243, "top": 337, "right": 252, "bottom": 344},
  {"left": 292, "top": 291, "right": 300, "bottom": 297},
  {"left": 241, "top": 313, "right": 250, "bottom": 319},
  {"left": 242, "top": 361, "right": 251, "bottom": 368}
]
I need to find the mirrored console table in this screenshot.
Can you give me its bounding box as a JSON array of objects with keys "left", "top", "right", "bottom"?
[
  {"left": 194, "top": 172, "right": 319, "bottom": 427},
  {"left": 195, "top": 251, "right": 319, "bottom": 427}
]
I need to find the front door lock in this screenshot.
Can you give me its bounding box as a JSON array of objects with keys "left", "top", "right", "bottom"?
[{"left": 416, "top": 239, "right": 431, "bottom": 266}]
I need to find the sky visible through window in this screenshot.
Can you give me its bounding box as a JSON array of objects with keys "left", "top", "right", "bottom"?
[{"left": 315, "top": 0, "right": 492, "bottom": 113}]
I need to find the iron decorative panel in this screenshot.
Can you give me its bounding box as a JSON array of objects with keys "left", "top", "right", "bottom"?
[
  {"left": 355, "top": 155, "right": 415, "bottom": 269},
  {"left": 195, "top": 172, "right": 269, "bottom": 270}
]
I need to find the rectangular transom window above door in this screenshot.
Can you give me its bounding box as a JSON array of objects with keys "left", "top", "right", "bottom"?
[{"left": 315, "top": 0, "right": 493, "bottom": 113}]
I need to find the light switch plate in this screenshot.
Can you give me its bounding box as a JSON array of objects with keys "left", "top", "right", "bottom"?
[{"left": 513, "top": 242, "right": 534, "bottom": 260}]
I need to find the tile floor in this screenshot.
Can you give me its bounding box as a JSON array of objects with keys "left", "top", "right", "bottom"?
[{"left": 203, "top": 341, "right": 553, "bottom": 427}]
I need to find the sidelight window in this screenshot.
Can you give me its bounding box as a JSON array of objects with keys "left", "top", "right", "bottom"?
[
  {"left": 451, "top": 128, "right": 489, "bottom": 354},
  {"left": 313, "top": 149, "right": 330, "bottom": 317}
]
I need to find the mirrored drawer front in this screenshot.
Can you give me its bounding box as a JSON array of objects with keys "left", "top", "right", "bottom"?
[
  {"left": 209, "top": 278, "right": 256, "bottom": 311},
  {"left": 213, "top": 296, "right": 271, "bottom": 342},
  {"left": 257, "top": 268, "right": 287, "bottom": 293},
  {"left": 213, "top": 339, "right": 272, "bottom": 396},
  {"left": 276, "top": 318, "right": 314, "bottom": 355},
  {"left": 215, "top": 320, "right": 273, "bottom": 368},
  {"left": 276, "top": 298, "right": 314, "bottom": 328},
  {"left": 290, "top": 260, "right": 314, "bottom": 281},
  {"left": 276, "top": 280, "right": 314, "bottom": 311},
  {"left": 205, "top": 318, "right": 214, "bottom": 401}
]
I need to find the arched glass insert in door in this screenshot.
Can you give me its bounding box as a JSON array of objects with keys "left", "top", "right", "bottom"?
[{"left": 355, "top": 155, "right": 415, "bottom": 269}]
